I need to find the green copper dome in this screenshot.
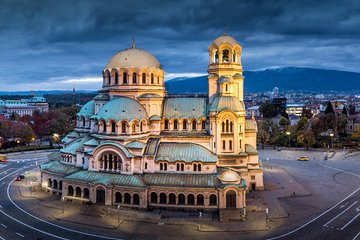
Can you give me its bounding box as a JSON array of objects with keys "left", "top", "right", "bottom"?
[
  {"left": 77, "top": 100, "right": 95, "bottom": 117},
  {"left": 209, "top": 96, "right": 245, "bottom": 112},
  {"left": 96, "top": 96, "right": 148, "bottom": 121}
]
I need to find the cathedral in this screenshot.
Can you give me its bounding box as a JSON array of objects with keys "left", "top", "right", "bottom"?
[{"left": 40, "top": 34, "right": 263, "bottom": 220}]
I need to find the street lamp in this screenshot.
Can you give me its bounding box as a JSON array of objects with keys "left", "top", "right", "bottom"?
[
  {"left": 286, "top": 131, "right": 291, "bottom": 147},
  {"left": 330, "top": 133, "right": 334, "bottom": 149},
  {"left": 117, "top": 204, "right": 120, "bottom": 224},
  {"left": 30, "top": 181, "right": 32, "bottom": 197},
  {"left": 62, "top": 196, "right": 65, "bottom": 214}
]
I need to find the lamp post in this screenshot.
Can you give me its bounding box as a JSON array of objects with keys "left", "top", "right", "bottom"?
[
  {"left": 117, "top": 204, "right": 120, "bottom": 224},
  {"left": 31, "top": 137, "right": 36, "bottom": 152},
  {"left": 330, "top": 133, "right": 334, "bottom": 149},
  {"left": 62, "top": 196, "right": 65, "bottom": 214},
  {"left": 286, "top": 131, "right": 291, "bottom": 148}
]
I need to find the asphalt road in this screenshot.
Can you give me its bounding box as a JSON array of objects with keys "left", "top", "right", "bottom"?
[{"left": 263, "top": 150, "right": 360, "bottom": 240}]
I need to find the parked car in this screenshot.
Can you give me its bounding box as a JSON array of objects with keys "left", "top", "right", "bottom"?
[
  {"left": 297, "top": 156, "right": 309, "bottom": 161},
  {"left": 15, "top": 175, "right": 25, "bottom": 181}
]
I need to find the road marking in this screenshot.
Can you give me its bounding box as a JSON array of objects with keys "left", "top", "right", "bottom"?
[
  {"left": 15, "top": 232, "right": 24, "bottom": 238},
  {"left": 1, "top": 223, "right": 7, "bottom": 228},
  {"left": 323, "top": 201, "right": 358, "bottom": 227},
  {"left": 266, "top": 186, "right": 360, "bottom": 240},
  {"left": 0, "top": 235, "right": 5, "bottom": 240},
  {"left": 340, "top": 201, "right": 349, "bottom": 209},
  {"left": 0, "top": 168, "right": 24, "bottom": 181},
  {"left": 6, "top": 177, "right": 124, "bottom": 240},
  {"left": 319, "top": 162, "right": 360, "bottom": 178},
  {"left": 353, "top": 231, "right": 360, "bottom": 240},
  {"left": 0, "top": 205, "right": 2, "bottom": 209},
  {"left": 340, "top": 211, "right": 360, "bottom": 230}
]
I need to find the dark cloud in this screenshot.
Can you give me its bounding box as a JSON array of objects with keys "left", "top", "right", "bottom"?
[{"left": 0, "top": 0, "right": 359, "bottom": 90}]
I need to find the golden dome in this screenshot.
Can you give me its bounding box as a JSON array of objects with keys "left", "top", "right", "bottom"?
[
  {"left": 218, "top": 170, "right": 241, "bottom": 183},
  {"left": 105, "top": 47, "right": 161, "bottom": 69},
  {"left": 211, "top": 34, "right": 239, "bottom": 47}
]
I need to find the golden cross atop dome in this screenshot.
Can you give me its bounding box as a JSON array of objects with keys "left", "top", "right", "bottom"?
[{"left": 132, "top": 35, "right": 136, "bottom": 48}]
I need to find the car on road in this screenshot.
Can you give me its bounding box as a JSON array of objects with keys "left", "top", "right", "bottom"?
[
  {"left": 297, "top": 156, "right": 309, "bottom": 161},
  {"left": 0, "top": 154, "right": 8, "bottom": 163},
  {"left": 15, "top": 175, "right": 25, "bottom": 181}
]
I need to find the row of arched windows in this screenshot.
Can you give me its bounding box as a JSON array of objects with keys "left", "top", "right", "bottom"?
[
  {"left": 222, "top": 119, "right": 233, "bottom": 133},
  {"left": 67, "top": 185, "right": 90, "bottom": 199},
  {"left": 103, "top": 70, "right": 162, "bottom": 86},
  {"left": 158, "top": 162, "right": 202, "bottom": 172},
  {"left": 98, "top": 152, "right": 122, "bottom": 172},
  {"left": 114, "top": 192, "right": 140, "bottom": 205},
  {"left": 48, "top": 178, "right": 62, "bottom": 191},
  {"left": 164, "top": 119, "right": 206, "bottom": 131},
  {"left": 150, "top": 192, "right": 217, "bottom": 206},
  {"left": 212, "top": 48, "right": 240, "bottom": 64},
  {"left": 62, "top": 155, "right": 74, "bottom": 164},
  {"left": 98, "top": 120, "right": 146, "bottom": 135},
  {"left": 222, "top": 140, "right": 233, "bottom": 151}
]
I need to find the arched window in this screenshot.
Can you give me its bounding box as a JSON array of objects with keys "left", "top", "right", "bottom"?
[
  {"left": 215, "top": 50, "right": 219, "bottom": 63},
  {"left": 198, "top": 164, "right": 201, "bottom": 172},
  {"left": 229, "top": 140, "right": 233, "bottom": 150},
  {"left": 188, "top": 194, "right": 195, "bottom": 205},
  {"left": 59, "top": 180, "right": 62, "bottom": 190},
  {"left": 176, "top": 163, "right": 180, "bottom": 171},
  {"left": 197, "top": 194, "right": 204, "bottom": 205},
  {"left": 48, "top": 178, "right": 52, "bottom": 188},
  {"left": 108, "top": 73, "right": 111, "bottom": 85},
  {"left": 115, "top": 72, "right": 119, "bottom": 84},
  {"left": 140, "top": 122, "right": 143, "bottom": 132},
  {"left": 182, "top": 120, "right": 187, "bottom": 130},
  {"left": 159, "top": 193, "right": 166, "bottom": 204},
  {"left": 193, "top": 164, "right": 197, "bottom": 172},
  {"left": 111, "top": 122, "right": 116, "bottom": 133},
  {"left": 68, "top": 185, "right": 74, "bottom": 196},
  {"left": 164, "top": 120, "right": 169, "bottom": 130},
  {"left": 115, "top": 192, "right": 122, "bottom": 203},
  {"left": 160, "top": 163, "right": 163, "bottom": 171},
  {"left": 132, "top": 123, "right": 136, "bottom": 133},
  {"left": 173, "top": 120, "right": 178, "bottom": 130},
  {"left": 222, "top": 49, "right": 229, "bottom": 62},
  {"left": 225, "top": 84, "right": 228, "bottom": 92},
  {"left": 142, "top": 73, "right": 146, "bottom": 84},
  {"left": 201, "top": 120, "right": 206, "bottom": 130},
  {"left": 124, "top": 193, "right": 131, "bottom": 204},
  {"left": 181, "top": 163, "right": 184, "bottom": 171},
  {"left": 121, "top": 122, "right": 126, "bottom": 134},
  {"left": 150, "top": 192, "right": 157, "bottom": 203},
  {"left": 222, "top": 140, "right": 226, "bottom": 150},
  {"left": 151, "top": 73, "right": 154, "bottom": 84},
  {"left": 83, "top": 188, "right": 89, "bottom": 199},
  {"left": 101, "top": 120, "right": 107, "bottom": 133},
  {"left": 144, "top": 162, "right": 148, "bottom": 169},
  {"left": 52, "top": 179, "right": 57, "bottom": 189},
  {"left": 82, "top": 117, "right": 85, "bottom": 127},
  {"left": 226, "top": 119, "right": 229, "bottom": 132},
  {"left": 132, "top": 72, "right": 137, "bottom": 84},
  {"left": 230, "top": 122, "right": 233, "bottom": 132},
  {"left": 222, "top": 122, "right": 225, "bottom": 132},
  {"left": 192, "top": 120, "right": 196, "bottom": 130},
  {"left": 178, "top": 194, "right": 185, "bottom": 205},
  {"left": 123, "top": 72, "right": 128, "bottom": 84},
  {"left": 169, "top": 193, "right": 176, "bottom": 204},
  {"left": 75, "top": 187, "right": 81, "bottom": 197},
  {"left": 209, "top": 194, "right": 217, "bottom": 206},
  {"left": 164, "top": 163, "right": 167, "bottom": 171},
  {"left": 133, "top": 193, "right": 140, "bottom": 205}
]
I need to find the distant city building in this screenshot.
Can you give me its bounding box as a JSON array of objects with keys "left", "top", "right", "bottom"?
[
  {"left": 273, "top": 87, "right": 279, "bottom": 97},
  {"left": 0, "top": 96, "right": 48, "bottom": 118},
  {"left": 288, "top": 114, "right": 300, "bottom": 126},
  {"left": 286, "top": 103, "right": 304, "bottom": 117},
  {"left": 246, "top": 105, "right": 260, "bottom": 118},
  {"left": 40, "top": 35, "right": 263, "bottom": 220}
]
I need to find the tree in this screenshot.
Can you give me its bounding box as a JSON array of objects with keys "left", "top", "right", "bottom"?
[
  {"left": 352, "top": 127, "right": 360, "bottom": 142},
  {"left": 336, "top": 115, "right": 348, "bottom": 137},
  {"left": 297, "top": 117, "right": 308, "bottom": 131},
  {"left": 297, "top": 129, "right": 316, "bottom": 150},
  {"left": 324, "top": 101, "right": 335, "bottom": 115},
  {"left": 342, "top": 106, "right": 348, "bottom": 116},
  {"left": 301, "top": 108, "right": 313, "bottom": 119},
  {"left": 259, "top": 103, "right": 278, "bottom": 118},
  {"left": 257, "top": 121, "right": 271, "bottom": 149},
  {"left": 279, "top": 116, "right": 289, "bottom": 127}
]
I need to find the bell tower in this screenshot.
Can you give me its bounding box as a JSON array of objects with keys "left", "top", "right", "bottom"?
[{"left": 208, "top": 33, "right": 244, "bottom": 104}]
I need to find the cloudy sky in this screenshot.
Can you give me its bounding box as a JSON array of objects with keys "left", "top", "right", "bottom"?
[{"left": 0, "top": 0, "right": 359, "bottom": 91}]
